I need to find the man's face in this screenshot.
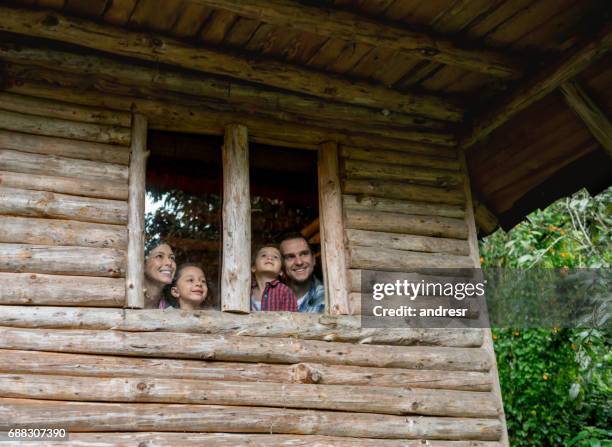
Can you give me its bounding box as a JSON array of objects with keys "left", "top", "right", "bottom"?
[{"left": 280, "top": 238, "right": 315, "bottom": 284}]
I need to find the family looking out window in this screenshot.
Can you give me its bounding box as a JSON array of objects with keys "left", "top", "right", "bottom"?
[{"left": 143, "top": 234, "right": 324, "bottom": 313}]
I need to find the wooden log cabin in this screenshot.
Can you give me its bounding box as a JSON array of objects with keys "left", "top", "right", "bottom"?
[{"left": 0, "top": 0, "right": 610, "bottom": 445}]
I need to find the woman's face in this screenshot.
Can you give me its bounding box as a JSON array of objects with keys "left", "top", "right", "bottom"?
[{"left": 145, "top": 243, "right": 176, "bottom": 285}]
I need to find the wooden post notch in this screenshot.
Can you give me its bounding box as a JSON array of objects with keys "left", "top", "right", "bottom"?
[
  {"left": 318, "top": 142, "right": 350, "bottom": 315},
  {"left": 126, "top": 113, "right": 147, "bottom": 308},
  {"left": 221, "top": 124, "right": 251, "bottom": 313}
]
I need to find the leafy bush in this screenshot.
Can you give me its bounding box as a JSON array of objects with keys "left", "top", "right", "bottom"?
[{"left": 480, "top": 188, "right": 611, "bottom": 446}]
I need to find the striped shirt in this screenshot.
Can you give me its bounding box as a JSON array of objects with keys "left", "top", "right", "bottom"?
[{"left": 251, "top": 279, "right": 297, "bottom": 312}]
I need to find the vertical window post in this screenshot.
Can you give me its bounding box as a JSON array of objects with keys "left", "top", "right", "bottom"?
[
  {"left": 126, "top": 113, "right": 148, "bottom": 309},
  {"left": 221, "top": 124, "right": 251, "bottom": 313},
  {"left": 318, "top": 141, "right": 350, "bottom": 315}
]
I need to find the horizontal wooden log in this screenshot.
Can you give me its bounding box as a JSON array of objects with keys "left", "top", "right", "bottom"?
[
  {"left": 0, "top": 327, "right": 491, "bottom": 371},
  {"left": 343, "top": 195, "right": 465, "bottom": 219},
  {"left": 348, "top": 246, "right": 475, "bottom": 271},
  {"left": 345, "top": 209, "right": 468, "bottom": 239},
  {"left": 0, "top": 350, "right": 491, "bottom": 391},
  {"left": 5, "top": 73, "right": 457, "bottom": 151},
  {"left": 0, "top": 91, "right": 131, "bottom": 127},
  {"left": 343, "top": 159, "right": 462, "bottom": 188},
  {"left": 0, "top": 398, "right": 502, "bottom": 440},
  {"left": 346, "top": 229, "right": 469, "bottom": 256},
  {"left": 0, "top": 273, "right": 124, "bottom": 306},
  {"left": 348, "top": 269, "right": 476, "bottom": 293},
  {"left": 0, "top": 186, "right": 128, "bottom": 224},
  {"left": 0, "top": 44, "right": 452, "bottom": 132},
  {"left": 0, "top": 216, "right": 126, "bottom": 249},
  {"left": 20, "top": 432, "right": 504, "bottom": 447},
  {"left": 0, "top": 109, "right": 130, "bottom": 146},
  {"left": 0, "top": 170, "right": 128, "bottom": 200},
  {"left": 195, "top": 0, "right": 521, "bottom": 79},
  {"left": 0, "top": 373, "right": 499, "bottom": 417},
  {"left": 0, "top": 148, "right": 128, "bottom": 182},
  {"left": 0, "top": 244, "right": 125, "bottom": 277},
  {"left": 0, "top": 7, "right": 463, "bottom": 121},
  {"left": 341, "top": 146, "right": 459, "bottom": 168},
  {"left": 0, "top": 129, "right": 129, "bottom": 164},
  {"left": 0, "top": 306, "right": 483, "bottom": 347},
  {"left": 343, "top": 179, "right": 464, "bottom": 205}
]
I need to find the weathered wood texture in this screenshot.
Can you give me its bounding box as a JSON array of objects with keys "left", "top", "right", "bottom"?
[
  {"left": 6, "top": 432, "right": 504, "bottom": 447},
  {"left": 0, "top": 170, "right": 128, "bottom": 200},
  {"left": 343, "top": 195, "right": 465, "bottom": 219},
  {"left": 348, "top": 246, "right": 474, "bottom": 271},
  {"left": 0, "top": 149, "right": 127, "bottom": 183},
  {"left": 463, "top": 23, "right": 612, "bottom": 150},
  {"left": 0, "top": 91, "right": 131, "bottom": 127},
  {"left": 0, "top": 350, "right": 491, "bottom": 391},
  {"left": 221, "top": 124, "right": 251, "bottom": 313},
  {"left": 343, "top": 179, "right": 464, "bottom": 205},
  {"left": 346, "top": 229, "right": 470, "bottom": 256},
  {"left": 340, "top": 146, "right": 459, "bottom": 167},
  {"left": 0, "top": 44, "right": 455, "bottom": 133},
  {"left": 0, "top": 216, "right": 126, "bottom": 249},
  {"left": 126, "top": 114, "right": 147, "bottom": 309},
  {"left": 0, "top": 307, "right": 483, "bottom": 347},
  {"left": 560, "top": 80, "right": 612, "bottom": 157},
  {"left": 5, "top": 70, "right": 456, "bottom": 151},
  {"left": 193, "top": 0, "right": 522, "bottom": 79},
  {"left": 0, "top": 373, "right": 498, "bottom": 417},
  {"left": 0, "top": 399, "right": 502, "bottom": 440},
  {"left": 0, "top": 109, "right": 130, "bottom": 146},
  {"left": 0, "top": 327, "right": 491, "bottom": 371},
  {"left": 318, "top": 142, "right": 350, "bottom": 314},
  {"left": 0, "top": 6, "right": 462, "bottom": 121},
  {"left": 343, "top": 159, "right": 463, "bottom": 187},
  {"left": 345, "top": 209, "right": 467, "bottom": 239},
  {"left": 0, "top": 244, "right": 125, "bottom": 277},
  {"left": 0, "top": 129, "right": 130, "bottom": 164},
  {"left": 0, "top": 274, "right": 124, "bottom": 306},
  {"left": 0, "top": 187, "right": 127, "bottom": 224}
]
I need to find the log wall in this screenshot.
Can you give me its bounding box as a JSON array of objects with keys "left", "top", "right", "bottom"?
[
  {"left": 0, "top": 92, "right": 506, "bottom": 445},
  {"left": 0, "top": 93, "right": 131, "bottom": 307}
]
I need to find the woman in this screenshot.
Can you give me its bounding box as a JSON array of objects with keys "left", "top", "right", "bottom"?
[{"left": 144, "top": 240, "right": 176, "bottom": 309}]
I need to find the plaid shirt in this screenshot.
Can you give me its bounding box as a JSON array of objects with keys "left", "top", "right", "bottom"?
[
  {"left": 297, "top": 276, "right": 325, "bottom": 313},
  {"left": 252, "top": 279, "right": 297, "bottom": 312}
]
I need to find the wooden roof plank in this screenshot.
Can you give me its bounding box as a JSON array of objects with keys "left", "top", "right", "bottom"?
[
  {"left": 192, "top": 0, "right": 523, "bottom": 79},
  {"left": 463, "top": 22, "right": 612, "bottom": 150},
  {"left": 560, "top": 80, "right": 612, "bottom": 157},
  {"left": 102, "top": 0, "right": 138, "bottom": 26},
  {"left": 0, "top": 6, "right": 462, "bottom": 121}
]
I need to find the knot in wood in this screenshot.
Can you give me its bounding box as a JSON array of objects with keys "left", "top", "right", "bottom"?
[
  {"left": 42, "top": 14, "right": 59, "bottom": 27},
  {"left": 419, "top": 47, "right": 440, "bottom": 57},
  {"left": 136, "top": 382, "right": 148, "bottom": 391}
]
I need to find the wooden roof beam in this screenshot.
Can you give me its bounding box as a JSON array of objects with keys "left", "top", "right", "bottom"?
[
  {"left": 560, "top": 80, "right": 612, "bottom": 158},
  {"left": 463, "top": 23, "right": 612, "bottom": 151},
  {"left": 194, "top": 0, "right": 523, "bottom": 80},
  {"left": 0, "top": 5, "right": 462, "bottom": 122}
]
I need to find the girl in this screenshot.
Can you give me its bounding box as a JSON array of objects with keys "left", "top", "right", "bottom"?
[
  {"left": 144, "top": 240, "right": 176, "bottom": 309},
  {"left": 169, "top": 263, "right": 209, "bottom": 310}
]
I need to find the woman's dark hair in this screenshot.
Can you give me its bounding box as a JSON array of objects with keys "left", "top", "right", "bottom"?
[{"left": 144, "top": 237, "right": 173, "bottom": 258}]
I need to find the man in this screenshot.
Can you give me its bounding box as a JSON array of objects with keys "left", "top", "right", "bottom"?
[{"left": 279, "top": 233, "right": 325, "bottom": 313}]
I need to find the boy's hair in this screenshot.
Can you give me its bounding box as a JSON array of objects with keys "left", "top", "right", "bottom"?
[{"left": 251, "top": 244, "right": 281, "bottom": 266}]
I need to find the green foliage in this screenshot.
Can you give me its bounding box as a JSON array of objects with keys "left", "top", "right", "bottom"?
[{"left": 480, "top": 187, "right": 611, "bottom": 447}]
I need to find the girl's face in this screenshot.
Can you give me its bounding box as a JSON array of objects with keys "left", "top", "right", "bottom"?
[
  {"left": 252, "top": 247, "right": 282, "bottom": 276},
  {"left": 145, "top": 243, "right": 176, "bottom": 285},
  {"left": 171, "top": 266, "right": 208, "bottom": 306}
]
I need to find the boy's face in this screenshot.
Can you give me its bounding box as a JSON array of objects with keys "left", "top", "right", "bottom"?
[
  {"left": 253, "top": 247, "right": 282, "bottom": 276},
  {"left": 171, "top": 266, "right": 207, "bottom": 305}
]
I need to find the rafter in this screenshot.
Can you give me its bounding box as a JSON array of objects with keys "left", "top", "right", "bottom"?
[
  {"left": 560, "top": 80, "right": 612, "bottom": 158},
  {"left": 463, "top": 23, "right": 612, "bottom": 150},
  {"left": 194, "top": 0, "right": 523, "bottom": 79},
  {"left": 0, "top": 6, "right": 462, "bottom": 122}
]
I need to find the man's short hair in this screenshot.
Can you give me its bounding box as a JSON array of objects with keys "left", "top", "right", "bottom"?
[{"left": 278, "top": 232, "right": 311, "bottom": 253}]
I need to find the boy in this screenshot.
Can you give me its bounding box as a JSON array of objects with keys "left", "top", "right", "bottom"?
[{"left": 251, "top": 245, "right": 297, "bottom": 312}]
